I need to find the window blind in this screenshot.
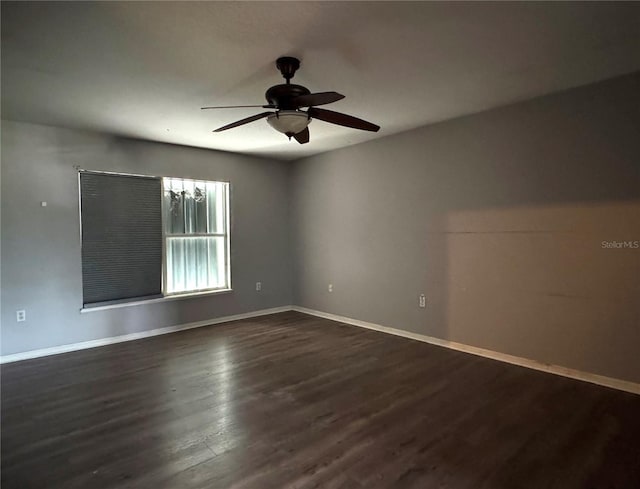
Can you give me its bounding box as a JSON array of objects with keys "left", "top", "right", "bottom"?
[{"left": 80, "top": 172, "right": 162, "bottom": 306}]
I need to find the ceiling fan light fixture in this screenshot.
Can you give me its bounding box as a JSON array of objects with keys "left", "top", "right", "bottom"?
[{"left": 267, "top": 110, "right": 310, "bottom": 137}]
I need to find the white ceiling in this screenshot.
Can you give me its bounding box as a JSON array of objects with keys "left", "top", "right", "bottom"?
[{"left": 2, "top": 2, "right": 640, "bottom": 161}]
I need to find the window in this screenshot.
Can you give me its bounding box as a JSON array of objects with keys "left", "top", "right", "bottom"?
[
  {"left": 163, "top": 178, "right": 230, "bottom": 295},
  {"left": 80, "top": 171, "right": 230, "bottom": 308}
]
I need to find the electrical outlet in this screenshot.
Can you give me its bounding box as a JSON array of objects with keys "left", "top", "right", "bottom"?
[
  {"left": 419, "top": 294, "right": 426, "bottom": 308},
  {"left": 328, "top": 284, "right": 333, "bottom": 292},
  {"left": 16, "top": 310, "right": 26, "bottom": 322},
  {"left": 256, "top": 282, "right": 262, "bottom": 291}
]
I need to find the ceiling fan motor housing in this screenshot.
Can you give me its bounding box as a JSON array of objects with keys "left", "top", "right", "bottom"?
[{"left": 265, "top": 84, "right": 310, "bottom": 110}]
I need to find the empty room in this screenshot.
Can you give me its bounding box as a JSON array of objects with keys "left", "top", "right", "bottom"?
[{"left": 1, "top": 1, "right": 639, "bottom": 488}]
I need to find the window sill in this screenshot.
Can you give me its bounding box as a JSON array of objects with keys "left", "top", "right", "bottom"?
[{"left": 80, "top": 289, "right": 233, "bottom": 313}]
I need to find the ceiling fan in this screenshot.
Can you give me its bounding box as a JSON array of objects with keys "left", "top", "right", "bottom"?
[{"left": 201, "top": 57, "right": 380, "bottom": 144}]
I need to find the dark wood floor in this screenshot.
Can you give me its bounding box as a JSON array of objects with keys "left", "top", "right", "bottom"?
[{"left": 2, "top": 311, "right": 639, "bottom": 488}]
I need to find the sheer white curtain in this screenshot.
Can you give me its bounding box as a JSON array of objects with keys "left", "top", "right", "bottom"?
[{"left": 163, "top": 178, "right": 228, "bottom": 294}]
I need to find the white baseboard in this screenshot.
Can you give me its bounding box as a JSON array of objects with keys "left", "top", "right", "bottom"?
[
  {"left": 0, "top": 306, "right": 293, "bottom": 364},
  {"left": 4, "top": 304, "right": 638, "bottom": 396},
  {"left": 291, "top": 306, "right": 640, "bottom": 395}
]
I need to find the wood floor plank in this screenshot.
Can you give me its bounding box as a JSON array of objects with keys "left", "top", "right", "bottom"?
[{"left": 2, "top": 311, "right": 639, "bottom": 488}]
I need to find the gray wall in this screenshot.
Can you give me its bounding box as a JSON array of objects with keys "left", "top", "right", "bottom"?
[
  {"left": 1, "top": 121, "right": 292, "bottom": 355},
  {"left": 291, "top": 73, "right": 640, "bottom": 384}
]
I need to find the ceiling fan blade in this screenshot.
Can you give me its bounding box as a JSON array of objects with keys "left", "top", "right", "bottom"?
[
  {"left": 308, "top": 107, "right": 380, "bottom": 132},
  {"left": 293, "top": 92, "right": 345, "bottom": 108},
  {"left": 213, "top": 112, "right": 274, "bottom": 132},
  {"left": 202, "top": 104, "right": 276, "bottom": 110},
  {"left": 293, "top": 127, "right": 310, "bottom": 144}
]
